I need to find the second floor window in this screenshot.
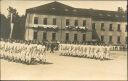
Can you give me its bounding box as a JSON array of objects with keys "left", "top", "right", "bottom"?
[
  {"left": 75, "top": 20, "right": 78, "bottom": 26},
  {"left": 53, "top": 18, "right": 56, "bottom": 25},
  {"left": 34, "top": 17, "right": 38, "bottom": 24},
  {"left": 83, "top": 34, "right": 86, "bottom": 41},
  {"left": 92, "top": 23, "right": 95, "bottom": 30},
  {"left": 117, "top": 24, "right": 121, "bottom": 31},
  {"left": 66, "top": 19, "right": 70, "bottom": 26},
  {"left": 74, "top": 34, "right": 78, "bottom": 41},
  {"left": 83, "top": 20, "right": 86, "bottom": 26},
  {"left": 43, "top": 18, "right": 47, "bottom": 25},
  {"left": 52, "top": 33, "right": 56, "bottom": 41},
  {"left": 109, "top": 24, "right": 113, "bottom": 31},
  {"left": 117, "top": 36, "right": 120, "bottom": 43},
  {"left": 101, "top": 35, "right": 104, "bottom": 41},
  {"left": 43, "top": 32, "right": 47, "bottom": 41},
  {"left": 65, "top": 33, "right": 69, "bottom": 41},
  {"left": 101, "top": 23, "right": 105, "bottom": 31},
  {"left": 34, "top": 31, "right": 37, "bottom": 40},
  {"left": 109, "top": 36, "right": 112, "bottom": 42}
]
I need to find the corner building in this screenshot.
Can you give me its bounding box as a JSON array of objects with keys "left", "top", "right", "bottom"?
[{"left": 25, "top": 1, "right": 127, "bottom": 45}]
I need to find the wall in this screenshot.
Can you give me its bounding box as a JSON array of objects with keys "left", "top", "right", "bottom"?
[
  {"left": 92, "top": 20, "right": 127, "bottom": 45},
  {"left": 25, "top": 13, "right": 92, "bottom": 42},
  {"left": 25, "top": 13, "right": 127, "bottom": 45}
]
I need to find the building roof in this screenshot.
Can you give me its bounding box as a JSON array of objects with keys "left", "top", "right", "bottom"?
[{"left": 26, "top": 1, "right": 127, "bottom": 22}]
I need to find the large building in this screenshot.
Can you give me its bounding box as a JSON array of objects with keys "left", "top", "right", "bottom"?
[{"left": 25, "top": 1, "right": 127, "bottom": 45}]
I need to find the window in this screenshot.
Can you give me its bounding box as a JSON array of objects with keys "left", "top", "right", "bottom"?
[
  {"left": 74, "top": 34, "right": 77, "bottom": 41},
  {"left": 34, "top": 31, "right": 37, "bottom": 39},
  {"left": 43, "top": 32, "right": 47, "bottom": 40},
  {"left": 109, "top": 36, "right": 112, "bottom": 42},
  {"left": 65, "top": 9, "right": 68, "bottom": 11},
  {"left": 117, "top": 36, "right": 120, "bottom": 43},
  {"left": 66, "top": 19, "right": 70, "bottom": 26},
  {"left": 125, "top": 24, "right": 128, "bottom": 32},
  {"left": 53, "top": 18, "right": 56, "bottom": 25},
  {"left": 73, "top": 9, "right": 77, "bottom": 12},
  {"left": 92, "top": 23, "right": 95, "bottom": 30},
  {"left": 117, "top": 24, "right": 121, "bottom": 31},
  {"left": 65, "top": 33, "right": 69, "bottom": 41},
  {"left": 43, "top": 18, "right": 47, "bottom": 25},
  {"left": 83, "top": 20, "right": 86, "bottom": 26},
  {"left": 101, "top": 35, "right": 104, "bottom": 41},
  {"left": 52, "top": 33, "right": 56, "bottom": 41},
  {"left": 101, "top": 23, "right": 105, "bottom": 31},
  {"left": 83, "top": 34, "right": 86, "bottom": 41},
  {"left": 109, "top": 24, "right": 113, "bottom": 31},
  {"left": 34, "top": 17, "right": 38, "bottom": 24},
  {"left": 74, "top": 20, "right": 78, "bottom": 26}
]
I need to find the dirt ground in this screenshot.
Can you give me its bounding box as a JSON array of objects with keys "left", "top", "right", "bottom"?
[{"left": 0, "top": 51, "right": 127, "bottom": 80}]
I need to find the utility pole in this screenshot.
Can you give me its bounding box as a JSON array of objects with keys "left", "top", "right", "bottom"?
[
  {"left": 60, "top": 17, "right": 63, "bottom": 43},
  {"left": 9, "top": 13, "right": 14, "bottom": 39},
  {"left": 7, "top": 7, "right": 14, "bottom": 39}
]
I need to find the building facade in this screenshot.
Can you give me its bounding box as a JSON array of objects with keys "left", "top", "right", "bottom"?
[
  {"left": 25, "top": 1, "right": 127, "bottom": 45},
  {"left": 92, "top": 21, "right": 127, "bottom": 45}
]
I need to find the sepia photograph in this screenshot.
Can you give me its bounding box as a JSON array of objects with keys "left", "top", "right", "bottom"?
[{"left": 0, "top": 0, "right": 127, "bottom": 80}]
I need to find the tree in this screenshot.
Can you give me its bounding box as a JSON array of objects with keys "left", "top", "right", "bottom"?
[
  {"left": 117, "top": 7, "right": 124, "bottom": 13},
  {"left": 12, "top": 15, "right": 26, "bottom": 40},
  {"left": 0, "top": 14, "right": 10, "bottom": 38},
  {"left": 7, "top": 6, "right": 26, "bottom": 40},
  {"left": 7, "top": 6, "right": 19, "bottom": 23}
]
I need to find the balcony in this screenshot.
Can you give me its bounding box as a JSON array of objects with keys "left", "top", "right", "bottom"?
[
  {"left": 29, "top": 24, "right": 59, "bottom": 31},
  {"left": 65, "top": 25, "right": 88, "bottom": 32},
  {"left": 29, "top": 24, "right": 58, "bottom": 29}
]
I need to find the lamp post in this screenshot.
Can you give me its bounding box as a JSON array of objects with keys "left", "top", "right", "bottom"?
[{"left": 60, "top": 16, "right": 63, "bottom": 43}]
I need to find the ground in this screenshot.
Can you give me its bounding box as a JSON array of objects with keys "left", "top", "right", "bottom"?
[{"left": 0, "top": 51, "right": 127, "bottom": 80}]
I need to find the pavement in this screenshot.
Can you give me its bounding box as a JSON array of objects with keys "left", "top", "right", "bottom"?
[{"left": 0, "top": 51, "right": 127, "bottom": 80}]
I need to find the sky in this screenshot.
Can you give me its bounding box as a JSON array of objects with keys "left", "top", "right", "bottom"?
[{"left": 0, "top": 0, "right": 127, "bottom": 17}]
